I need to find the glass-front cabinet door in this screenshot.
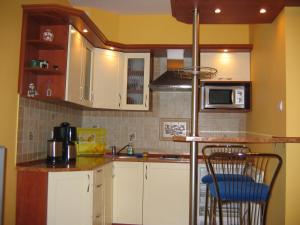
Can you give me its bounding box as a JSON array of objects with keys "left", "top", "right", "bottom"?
[{"left": 122, "top": 53, "right": 150, "bottom": 110}]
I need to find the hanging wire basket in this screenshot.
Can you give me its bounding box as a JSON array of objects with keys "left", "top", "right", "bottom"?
[{"left": 177, "top": 66, "right": 217, "bottom": 80}]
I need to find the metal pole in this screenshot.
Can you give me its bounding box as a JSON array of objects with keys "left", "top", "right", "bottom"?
[{"left": 189, "top": 8, "right": 200, "bottom": 225}]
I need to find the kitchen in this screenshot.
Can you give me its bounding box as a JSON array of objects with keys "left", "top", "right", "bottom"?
[{"left": 1, "top": 1, "right": 300, "bottom": 225}]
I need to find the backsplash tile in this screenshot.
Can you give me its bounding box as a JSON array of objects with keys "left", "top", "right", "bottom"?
[
  {"left": 16, "top": 57, "right": 247, "bottom": 162},
  {"left": 81, "top": 57, "right": 246, "bottom": 154},
  {"left": 17, "top": 97, "right": 82, "bottom": 163}
]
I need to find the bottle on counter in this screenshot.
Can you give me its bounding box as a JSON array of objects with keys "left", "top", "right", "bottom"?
[{"left": 127, "top": 142, "right": 134, "bottom": 156}]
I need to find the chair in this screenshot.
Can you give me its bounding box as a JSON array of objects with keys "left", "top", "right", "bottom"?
[
  {"left": 207, "top": 152, "right": 282, "bottom": 225},
  {"left": 202, "top": 145, "right": 251, "bottom": 225}
]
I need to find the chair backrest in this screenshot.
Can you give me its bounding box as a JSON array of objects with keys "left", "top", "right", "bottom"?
[
  {"left": 207, "top": 152, "right": 282, "bottom": 225},
  {"left": 202, "top": 145, "right": 250, "bottom": 172},
  {"left": 208, "top": 152, "right": 282, "bottom": 202}
]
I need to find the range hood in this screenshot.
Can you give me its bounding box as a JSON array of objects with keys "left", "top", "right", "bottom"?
[
  {"left": 149, "top": 70, "right": 192, "bottom": 91},
  {"left": 149, "top": 50, "right": 192, "bottom": 91}
]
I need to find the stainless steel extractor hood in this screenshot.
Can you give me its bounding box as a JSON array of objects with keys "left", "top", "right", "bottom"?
[
  {"left": 149, "top": 49, "right": 193, "bottom": 92},
  {"left": 149, "top": 70, "right": 192, "bottom": 91}
]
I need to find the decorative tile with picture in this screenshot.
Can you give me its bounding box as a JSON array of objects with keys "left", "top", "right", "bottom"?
[{"left": 159, "top": 118, "right": 190, "bottom": 141}]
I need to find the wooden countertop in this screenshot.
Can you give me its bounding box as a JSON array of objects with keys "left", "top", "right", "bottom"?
[
  {"left": 16, "top": 154, "right": 197, "bottom": 172},
  {"left": 173, "top": 132, "right": 300, "bottom": 144}
]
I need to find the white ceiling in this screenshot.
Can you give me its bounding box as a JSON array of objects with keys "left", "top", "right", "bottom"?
[{"left": 70, "top": 0, "right": 171, "bottom": 14}]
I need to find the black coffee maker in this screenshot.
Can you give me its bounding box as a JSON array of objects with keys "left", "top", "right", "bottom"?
[{"left": 53, "top": 122, "right": 77, "bottom": 163}]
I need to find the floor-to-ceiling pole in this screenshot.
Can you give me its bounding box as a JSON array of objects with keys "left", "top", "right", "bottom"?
[{"left": 189, "top": 7, "right": 200, "bottom": 225}]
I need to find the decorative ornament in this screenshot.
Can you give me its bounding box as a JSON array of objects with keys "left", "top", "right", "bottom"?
[{"left": 42, "top": 28, "right": 54, "bottom": 42}]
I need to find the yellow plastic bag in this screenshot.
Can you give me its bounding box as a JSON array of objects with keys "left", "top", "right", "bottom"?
[{"left": 77, "top": 128, "right": 106, "bottom": 155}]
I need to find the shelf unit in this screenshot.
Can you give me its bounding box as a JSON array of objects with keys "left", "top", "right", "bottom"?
[{"left": 19, "top": 10, "right": 69, "bottom": 100}]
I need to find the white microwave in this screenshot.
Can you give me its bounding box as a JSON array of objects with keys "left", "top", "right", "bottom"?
[{"left": 201, "top": 83, "right": 250, "bottom": 109}]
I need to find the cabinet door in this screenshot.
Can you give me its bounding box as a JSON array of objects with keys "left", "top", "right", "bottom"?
[
  {"left": 47, "top": 171, "right": 93, "bottom": 225},
  {"left": 93, "top": 167, "right": 104, "bottom": 225},
  {"left": 104, "top": 163, "right": 113, "bottom": 225},
  {"left": 121, "top": 53, "right": 150, "bottom": 110},
  {"left": 81, "top": 40, "right": 94, "bottom": 107},
  {"left": 93, "top": 49, "right": 121, "bottom": 109},
  {"left": 143, "top": 163, "right": 189, "bottom": 225},
  {"left": 112, "top": 162, "right": 143, "bottom": 224},
  {"left": 66, "top": 25, "right": 84, "bottom": 105}
]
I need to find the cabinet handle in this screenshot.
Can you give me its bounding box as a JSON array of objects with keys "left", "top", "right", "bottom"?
[
  {"left": 96, "top": 215, "right": 100, "bottom": 218},
  {"left": 96, "top": 184, "right": 102, "bottom": 188},
  {"left": 97, "top": 169, "right": 102, "bottom": 173},
  {"left": 87, "top": 174, "right": 90, "bottom": 192},
  {"left": 145, "top": 165, "right": 148, "bottom": 180},
  {"left": 145, "top": 94, "right": 147, "bottom": 108},
  {"left": 118, "top": 93, "right": 122, "bottom": 108}
]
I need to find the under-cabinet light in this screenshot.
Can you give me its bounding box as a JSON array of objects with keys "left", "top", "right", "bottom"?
[
  {"left": 223, "top": 49, "right": 228, "bottom": 52},
  {"left": 83, "top": 28, "right": 88, "bottom": 33},
  {"left": 109, "top": 47, "right": 114, "bottom": 50},
  {"left": 214, "top": 8, "right": 221, "bottom": 14},
  {"left": 260, "top": 8, "right": 267, "bottom": 14}
]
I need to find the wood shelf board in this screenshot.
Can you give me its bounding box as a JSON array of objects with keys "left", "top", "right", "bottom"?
[
  {"left": 127, "top": 90, "right": 144, "bottom": 94},
  {"left": 24, "top": 67, "right": 63, "bottom": 75},
  {"left": 26, "top": 40, "right": 65, "bottom": 50}
]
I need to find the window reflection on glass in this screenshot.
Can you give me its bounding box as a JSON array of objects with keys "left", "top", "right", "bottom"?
[{"left": 126, "top": 58, "right": 144, "bottom": 105}]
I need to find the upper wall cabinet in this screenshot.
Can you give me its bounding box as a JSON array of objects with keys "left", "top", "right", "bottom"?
[
  {"left": 93, "top": 51, "right": 150, "bottom": 111},
  {"left": 121, "top": 53, "right": 150, "bottom": 110},
  {"left": 93, "top": 49, "right": 122, "bottom": 109},
  {"left": 66, "top": 25, "right": 94, "bottom": 107},
  {"left": 200, "top": 52, "right": 250, "bottom": 81}
]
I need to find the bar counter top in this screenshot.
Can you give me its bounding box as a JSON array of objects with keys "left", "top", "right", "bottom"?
[{"left": 173, "top": 132, "right": 300, "bottom": 144}]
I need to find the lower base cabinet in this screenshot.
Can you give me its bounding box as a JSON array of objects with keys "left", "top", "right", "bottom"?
[
  {"left": 112, "top": 162, "right": 144, "bottom": 224},
  {"left": 143, "top": 163, "right": 189, "bottom": 225},
  {"left": 16, "top": 164, "right": 113, "bottom": 225},
  {"left": 47, "top": 171, "right": 93, "bottom": 225},
  {"left": 112, "top": 162, "right": 189, "bottom": 225}
]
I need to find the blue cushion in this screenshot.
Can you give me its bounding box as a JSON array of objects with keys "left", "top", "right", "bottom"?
[
  {"left": 201, "top": 174, "right": 254, "bottom": 184},
  {"left": 209, "top": 181, "right": 270, "bottom": 201}
]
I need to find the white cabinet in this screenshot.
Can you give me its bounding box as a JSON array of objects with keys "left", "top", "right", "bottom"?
[
  {"left": 103, "top": 163, "right": 113, "bottom": 225},
  {"left": 92, "top": 49, "right": 122, "bottom": 109},
  {"left": 92, "top": 51, "right": 150, "bottom": 110},
  {"left": 121, "top": 53, "right": 150, "bottom": 110},
  {"left": 112, "top": 162, "right": 144, "bottom": 224},
  {"left": 47, "top": 171, "right": 93, "bottom": 225},
  {"left": 93, "top": 167, "right": 105, "bottom": 225},
  {"left": 143, "top": 163, "right": 189, "bottom": 225},
  {"left": 200, "top": 52, "right": 250, "bottom": 81},
  {"left": 66, "top": 25, "right": 94, "bottom": 107}
]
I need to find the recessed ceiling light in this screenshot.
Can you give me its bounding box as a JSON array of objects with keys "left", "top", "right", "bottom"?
[
  {"left": 223, "top": 49, "right": 228, "bottom": 53},
  {"left": 109, "top": 47, "right": 114, "bottom": 50},
  {"left": 260, "top": 8, "right": 267, "bottom": 14},
  {"left": 214, "top": 8, "right": 221, "bottom": 14},
  {"left": 83, "top": 28, "right": 88, "bottom": 33}
]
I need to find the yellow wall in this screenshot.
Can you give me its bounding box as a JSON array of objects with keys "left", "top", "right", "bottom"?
[
  {"left": 248, "top": 10, "right": 287, "bottom": 225},
  {"left": 248, "top": 7, "right": 300, "bottom": 225},
  {"left": 77, "top": 6, "right": 120, "bottom": 41},
  {"left": 0, "top": 1, "right": 70, "bottom": 224},
  {"left": 284, "top": 7, "right": 300, "bottom": 225}
]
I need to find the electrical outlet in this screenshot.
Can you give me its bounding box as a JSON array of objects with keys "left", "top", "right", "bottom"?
[
  {"left": 128, "top": 132, "right": 136, "bottom": 142},
  {"left": 29, "top": 131, "right": 33, "bottom": 141}
]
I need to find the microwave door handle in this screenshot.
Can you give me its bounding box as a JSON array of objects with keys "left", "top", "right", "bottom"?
[{"left": 231, "top": 90, "right": 235, "bottom": 104}]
